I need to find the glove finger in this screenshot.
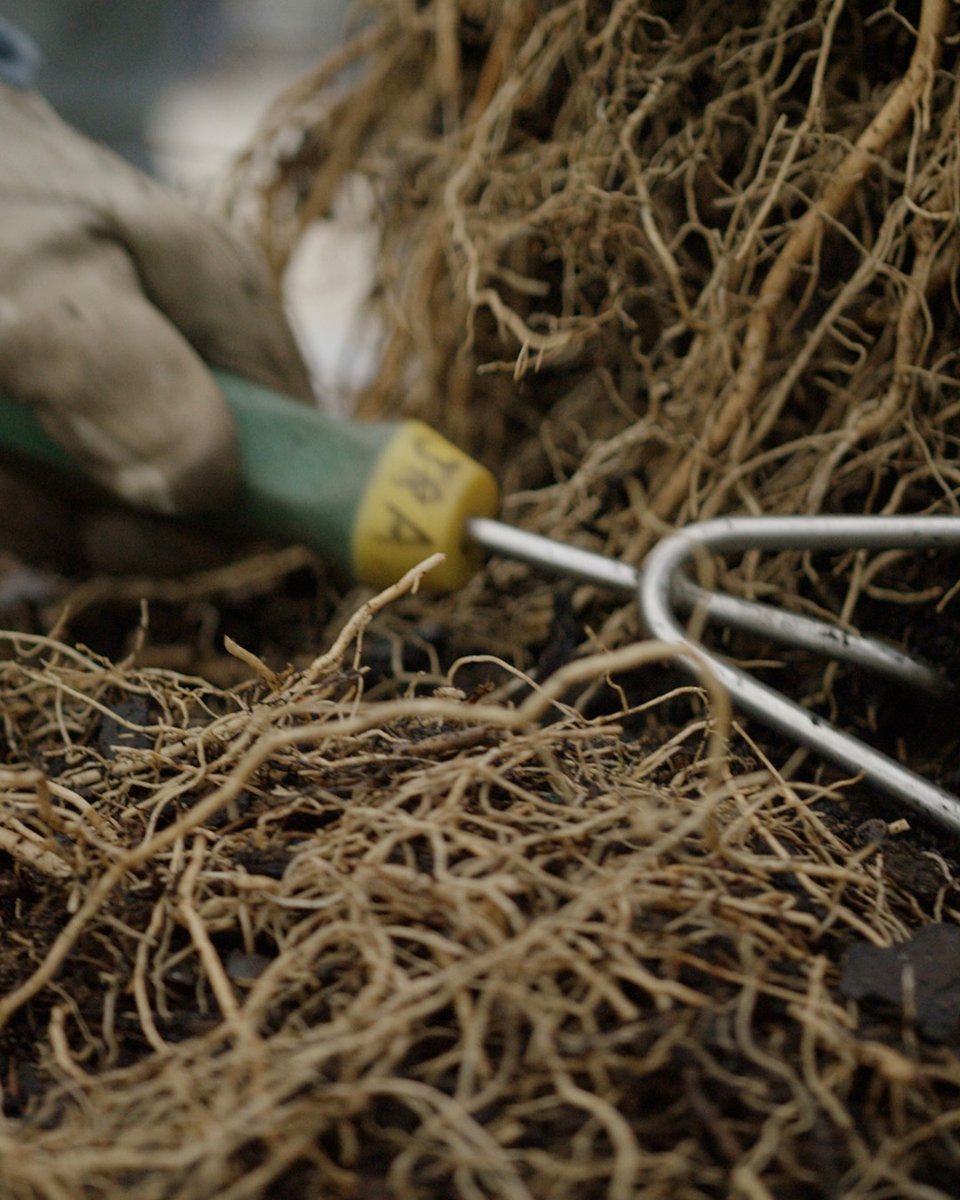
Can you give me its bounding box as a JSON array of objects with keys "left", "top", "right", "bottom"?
[
  {"left": 78, "top": 510, "right": 239, "bottom": 576},
  {"left": 0, "top": 469, "right": 85, "bottom": 573},
  {"left": 1, "top": 85, "right": 312, "bottom": 404},
  {"left": 109, "top": 184, "right": 314, "bottom": 402},
  {"left": 0, "top": 242, "right": 241, "bottom": 515},
  {"left": 0, "top": 469, "right": 239, "bottom": 576}
]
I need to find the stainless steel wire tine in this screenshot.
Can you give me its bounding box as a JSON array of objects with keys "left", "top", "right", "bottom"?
[
  {"left": 638, "top": 514, "right": 960, "bottom": 836},
  {"left": 467, "top": 517, "right": 948, "bottom": 697}
]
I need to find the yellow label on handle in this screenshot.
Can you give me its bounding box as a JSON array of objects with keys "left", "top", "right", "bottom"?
[{"left": 352, "top": 421, "right": 499, "bottom": 592}]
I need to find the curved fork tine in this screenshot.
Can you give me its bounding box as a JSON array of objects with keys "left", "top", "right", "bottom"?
[{"left": 638, "top": 515, "right": 960, "bottom": 836}]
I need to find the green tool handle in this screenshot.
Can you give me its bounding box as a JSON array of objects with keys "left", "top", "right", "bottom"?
[{"left": 0, "top": 371, "right": 499, "bottom": 592}]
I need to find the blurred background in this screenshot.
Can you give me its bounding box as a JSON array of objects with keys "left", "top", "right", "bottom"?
[
  {"left": 3, "top": 0, "right": 376, "bottom": 401},
  {"left": 3, "top": 0, "right": 352, "bottom": 175}
]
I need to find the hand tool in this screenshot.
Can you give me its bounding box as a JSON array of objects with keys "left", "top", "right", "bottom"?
[{"left": 1, "top": 372, "right": 957, "bottom": 831}]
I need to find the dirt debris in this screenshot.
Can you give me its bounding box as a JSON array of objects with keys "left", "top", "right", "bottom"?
[{"left": 1, "top": 583, "right": 960, "bottom": 1199}]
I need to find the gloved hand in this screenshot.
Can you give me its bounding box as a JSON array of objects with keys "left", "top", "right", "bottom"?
[{"left": 0, "top": 81, "right": 314, "bottom": 574}]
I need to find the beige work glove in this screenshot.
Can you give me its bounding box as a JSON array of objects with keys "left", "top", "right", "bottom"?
[{"left": 0, "top": 82, "right": 313, "bottom": 574}]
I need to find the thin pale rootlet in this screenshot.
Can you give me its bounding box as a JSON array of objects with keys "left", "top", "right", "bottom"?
[{"left": 4, "top": 0, "right": 960, "bottom": 1195}]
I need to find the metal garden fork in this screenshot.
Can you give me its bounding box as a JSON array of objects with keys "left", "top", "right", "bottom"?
[{"left": 469, "top": 515, "right": 960, "bottom": 837}]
